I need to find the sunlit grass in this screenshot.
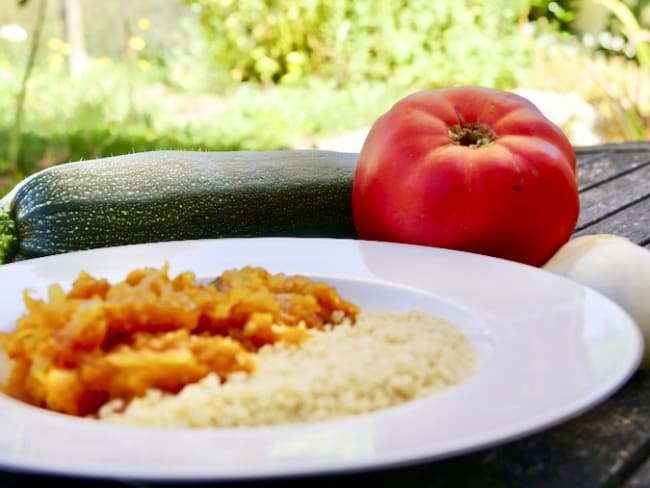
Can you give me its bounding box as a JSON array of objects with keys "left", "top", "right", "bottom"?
[{"left": 0, "top": 57, "right": 415, "bottom": 198}]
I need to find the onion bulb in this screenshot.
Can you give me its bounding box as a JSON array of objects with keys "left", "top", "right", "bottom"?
[{"left": 543, "top": 234, "right": 650, "bottom": 368}]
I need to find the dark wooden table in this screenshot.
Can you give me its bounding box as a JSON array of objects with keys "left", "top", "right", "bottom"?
[{"left": 2, "top": 142, "right": 650, "bottom": 488}]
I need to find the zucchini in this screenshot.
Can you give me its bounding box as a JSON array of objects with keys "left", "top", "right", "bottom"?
[{"left": 0, "top": 150, "right": 358, "bottom": 264}]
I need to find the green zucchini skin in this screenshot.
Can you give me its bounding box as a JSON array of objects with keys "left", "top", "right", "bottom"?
[{"left": 0, "top": 150, "right": 359, "bottom": 263}]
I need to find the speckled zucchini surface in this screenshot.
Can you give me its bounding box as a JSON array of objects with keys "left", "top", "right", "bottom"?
[{"left": 0, "top": 150, "right": 358, "bottom": 263}]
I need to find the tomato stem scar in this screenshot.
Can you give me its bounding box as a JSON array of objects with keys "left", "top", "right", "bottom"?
[{"left": 449, "top": 107, "right": 497, "bottom": 148}]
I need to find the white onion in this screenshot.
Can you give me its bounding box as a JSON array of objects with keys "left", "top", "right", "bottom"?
[{"left": 543, "top": 234, "right": 650, "bottom": 369}]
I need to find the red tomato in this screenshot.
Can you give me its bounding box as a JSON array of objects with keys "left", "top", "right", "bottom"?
[{"left": 352, "top": 86, "right": 579, "bottom": 267}]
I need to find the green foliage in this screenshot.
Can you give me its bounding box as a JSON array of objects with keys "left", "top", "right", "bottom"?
[
  {"left": 527, "top": 0, "right": 577, "bottom": 30},
  {"left": 185, "top": 0, "right": 532, "bottom": 88},
  {"left": 5, "top": 0, "right": 649, "bottom": 200},
  {"left": 0, "top": 210, "right": 18, "bottom": 265},
  {"left": 590, "top": 0, "right": 650, "bottom": 140}
]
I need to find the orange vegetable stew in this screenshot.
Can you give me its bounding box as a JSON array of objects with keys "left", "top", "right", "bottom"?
[{"left": 0, "top": 264, "right": 359, "bottom": 416}]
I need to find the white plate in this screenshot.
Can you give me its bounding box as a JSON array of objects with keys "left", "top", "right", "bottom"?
[{"left": 0, "top": 238, "right": 642, "bottom": 481}]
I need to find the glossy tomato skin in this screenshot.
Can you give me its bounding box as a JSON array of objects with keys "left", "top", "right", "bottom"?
[{"left": 352, "top": 87, "right": 579, "bottom": 267}]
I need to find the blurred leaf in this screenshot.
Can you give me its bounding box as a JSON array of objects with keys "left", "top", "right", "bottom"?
[{"left": 186, "top": 0, "right": 532, "bottom": 88}]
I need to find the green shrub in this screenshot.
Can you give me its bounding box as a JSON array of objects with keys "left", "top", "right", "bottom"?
[{"left": 185, "top": 0, "right": 533, "bottom": 88}]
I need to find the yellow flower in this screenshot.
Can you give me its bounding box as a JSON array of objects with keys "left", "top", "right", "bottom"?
[
  {"left": 128, "top": 36, "right": 146, "bottom": 51},
  {"left": 138, "top": 18, "right": 151, "bottom": 30},
  {"left": 95, "top": 56, "right": 112, "bottom": 67},
  {"left": 48, "top": 53, "right": 64, "bottom": 73},
  {"left": 0, "top": 60, "right": 12, "bottom": 80},
  {"left": 229, "top": 68, "right": 243, "bottom": 81},
  {"left": 47, "top": 37, "right": 64, "bottom": 51},
  {"left": 138, "top": 59, "right": 151, "bottom": 71}
]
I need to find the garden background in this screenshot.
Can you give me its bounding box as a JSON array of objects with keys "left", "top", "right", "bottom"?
[{"left": 1, "top": 0, "right": 649, "bottom": 198}]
